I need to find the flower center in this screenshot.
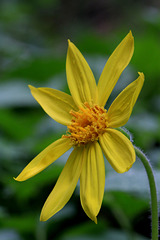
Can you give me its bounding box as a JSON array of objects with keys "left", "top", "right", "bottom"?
[{"left": 62, "top": 102, "right": 108, "bottom": 146}]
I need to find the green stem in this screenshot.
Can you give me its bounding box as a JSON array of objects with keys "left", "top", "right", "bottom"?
[
  {"left": 134, "top": 146, "right": 159, "bottom": 240},
  {"left": 117, "top": 128, "right": 159, "bottom": 239}
]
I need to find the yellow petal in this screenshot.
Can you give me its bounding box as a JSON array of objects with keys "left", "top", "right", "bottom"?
[
  {"left": 99, "top": 129, "right": 135, "bottom": 173},
  {"left": 40, "top": 146, "right": 84, "bottom": 221},
  {"left": 107, "top": 72, "right": 144, "bottom": 128},
  {"left": 98, "top": 31, "right": 134, "bottom": 107},
  {"left": 14, "top": 138, "right": 72, "bottom": 181},
  {"left": 80, "top": 142, "right": 105, "bottom": 224},
  {"left": 29, "top": 85, "right": 78, "bottom": 126},
  {"left": 66, "top": 40, "right": 98, "bottom": 107}
]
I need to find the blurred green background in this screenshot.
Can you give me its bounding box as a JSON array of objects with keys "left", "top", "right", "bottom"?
[{"left": 0, "top": 0, "right": 160, "bottom": 239}]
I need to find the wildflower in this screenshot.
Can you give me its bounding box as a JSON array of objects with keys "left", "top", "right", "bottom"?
[{"left": 14, "top": 31, "right": 144, "bottom": 223}]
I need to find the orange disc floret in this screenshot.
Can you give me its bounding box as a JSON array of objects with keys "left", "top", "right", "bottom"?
[{"left": 62, "top": 102, "right": 108, "bottom": 146}]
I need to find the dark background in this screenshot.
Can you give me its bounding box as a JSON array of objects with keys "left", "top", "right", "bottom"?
[{"left": 0, "top": 0, "right": 160, "bottom": 239}]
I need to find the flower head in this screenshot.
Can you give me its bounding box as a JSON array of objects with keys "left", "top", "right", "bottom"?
[{"left": 14, "top": 31, "right": 144, "bottom": 223}]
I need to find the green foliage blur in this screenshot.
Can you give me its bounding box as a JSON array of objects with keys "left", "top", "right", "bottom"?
[{"left": 0, "top": 0, "right": 160, "bottom": 239}]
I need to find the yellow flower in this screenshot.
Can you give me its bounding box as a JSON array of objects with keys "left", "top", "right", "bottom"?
[{"left": 14, "top": 31, "right": 144, "bottom": 224}]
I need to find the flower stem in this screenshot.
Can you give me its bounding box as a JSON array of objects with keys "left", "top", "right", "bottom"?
[{"left": 134, "top": 146, "right": 159, "bottom": 240}]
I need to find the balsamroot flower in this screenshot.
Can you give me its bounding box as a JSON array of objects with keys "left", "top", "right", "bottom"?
[{"left": 14, "top": 31, "right": 144, "bottom": 223}]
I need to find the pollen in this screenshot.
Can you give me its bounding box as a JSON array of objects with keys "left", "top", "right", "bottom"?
[{"left": 62, "top": 102, "right": 108, "bottom": 146}]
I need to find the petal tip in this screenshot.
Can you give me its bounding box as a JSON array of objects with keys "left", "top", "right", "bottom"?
[
  {"left": 40, "top": 214, "right": 46, "bottom": 222},
  {"left": 68, "top": 39, "right": 74, "bottom": 48},
  {"left": 67, "top": 39, "right": 71, "bottom": 45},
  {"left": 126, "top": 30, "right": 134, "bottom": 47},
  {"left": 125, "top": 163, "right": 134, "bottom": 172},
  {"left": 13, "top": 176, "right": 22, "bottom": 182},
  {"left": 40, "top": 209, "right": 48, "bottom": 222},
  {"left": 127, "top": 30, "right": 134, "bottom": 42},
  {"left": 129, "top": 30, "right": 133, "bottom": 38},
  {"left": 40, "top": 208, "right": 52, "bottom": 222},
  {"left": 138, "top": 72, "right": 145, "bottom": 79},
  {"left": 118, "top": 160, "right": 135, "bottom": 174},
  {"left": 13, "top": 175, "right": 25, "bottom": 182},
  {"left": 28, "top": 85, "right": 36, "bottom": 92},
  {"left": 93, "top": 216, "right": 98, "bottom": 224},
  {"left": 138, "top": 72, "right": 145, "bottom": 86}
]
